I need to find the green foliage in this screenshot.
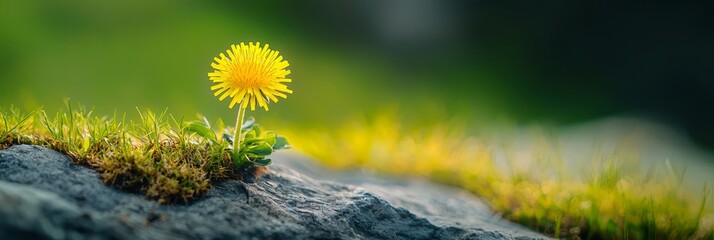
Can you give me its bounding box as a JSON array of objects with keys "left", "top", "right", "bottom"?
[
  {"left": 183, "top": 116, "right": 290, "bottom": 168},
  {"left": 0, "top": 103, "right": 288, "bottom": 204},
  {"left": 0, "top": 106, "right": 37, "bottom": 146},
  {"left": 184, "top": 121, "right": 218, "bottom": 144}
]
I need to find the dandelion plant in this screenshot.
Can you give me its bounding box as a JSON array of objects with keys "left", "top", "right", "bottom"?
[{"left": 187, "top": 42, "right": 292, "bottom": 169}]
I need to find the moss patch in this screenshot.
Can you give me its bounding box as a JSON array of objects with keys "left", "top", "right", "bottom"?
[
  {"left": 285, "top": 115, "right": 714, "bottom": 239},
  {"left": 0, "top": 104, "right": 264, "bottom": 204}
]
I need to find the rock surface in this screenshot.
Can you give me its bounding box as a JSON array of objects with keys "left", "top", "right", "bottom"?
[{"left": 0, "top": 145, "right": 547, "bottom": 240}]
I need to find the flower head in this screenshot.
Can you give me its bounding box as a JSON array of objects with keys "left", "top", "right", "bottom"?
[{"left": 208, "top": 42, "right": 292, "bottom": 111}]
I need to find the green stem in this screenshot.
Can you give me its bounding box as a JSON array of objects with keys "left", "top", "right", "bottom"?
[{"left": 233, "top": 106, "right": 246, "bottom": 163}]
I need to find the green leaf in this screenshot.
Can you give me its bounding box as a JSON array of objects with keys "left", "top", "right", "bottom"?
[
  {"left": 245, "top": 152, "right": 266, "bottom": 160},
  {"left": 242, "top": 131, "right": 265, "bottom": 145},
  {"left": 273, "top": 135, "right": 290, "bottom": 150},
  {"left": 249, "top": 123, "right": 262, "bottom": 137},
  {"left": 252, "top": 158, "right": 272, "bottom": 166},
  {"left": 183, "top": 122, "right": 218, "bottom": 144},
  {"left": 262, "top": 131, "right": 277, "bottom": 147},
  {"left": 244, "top": 129, "right": 257, "bottom": 140},
  {"left": 246, "top": 141, "right": 273, "bottom": 155}
]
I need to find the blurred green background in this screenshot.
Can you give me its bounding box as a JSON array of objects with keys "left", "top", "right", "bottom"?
[{"left": 1, "top": 0, "right": 712, "bottom": 147}]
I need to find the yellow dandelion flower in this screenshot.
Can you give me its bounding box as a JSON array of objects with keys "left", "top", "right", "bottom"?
[
  {"left": 207, "top": 42, "right": 293, "bottom": 158},
  {"left": 208, "top": 42, "right": 292, "bottom": 111}
]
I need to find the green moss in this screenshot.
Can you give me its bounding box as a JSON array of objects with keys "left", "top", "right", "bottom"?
[
  {"left": 0, "top": 103, "right": 267, "bottom": 204},
  {"left": 287, "top": 116, "right": 714, "bottom": 240}
]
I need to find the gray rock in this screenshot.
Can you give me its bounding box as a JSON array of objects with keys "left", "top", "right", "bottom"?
[{"left": 0, "top": 145, "right": 547, "bottom": 240}]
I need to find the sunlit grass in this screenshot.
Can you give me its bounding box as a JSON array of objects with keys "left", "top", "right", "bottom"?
[
  {"left": 285, "top": 113, "right": 713, "bottom": 239},
  {"left": 1, "top": 103, "right": 240, "bottom": 204}
]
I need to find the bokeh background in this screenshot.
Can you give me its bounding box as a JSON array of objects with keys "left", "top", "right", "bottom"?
[{"left": 1, "top": 0, "right": 713, "bottom": 148}]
